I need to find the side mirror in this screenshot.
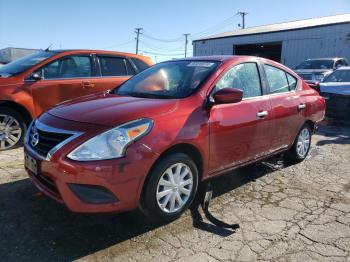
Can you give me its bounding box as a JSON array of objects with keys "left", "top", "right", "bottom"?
[
  {"left": 26, "top": 71, "right": 42, "bottom": 81},
  {"left": 212, "top": 88, "right": 243, "bottom": 104}
]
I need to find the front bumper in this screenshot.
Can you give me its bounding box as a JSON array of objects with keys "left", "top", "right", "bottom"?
[{"left": 24, "top": 116, "right": 159, "bottom": 213}]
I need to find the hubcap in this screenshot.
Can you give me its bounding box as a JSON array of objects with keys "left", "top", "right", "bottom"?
[
  {"left": 0, "top": 114, "right": 22, "bottom": 150},
  {"left": 156, "top": 163, "right": 193, "bottom": 213},
  {"left": 296, "top": 127, "right": 310, "bottom": 158}
]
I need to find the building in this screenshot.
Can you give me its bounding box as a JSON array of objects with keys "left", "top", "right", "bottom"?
[
  {"left": 193, "top": 14, "right": 350, "bottom": 68},
  {"left": 0, "top": 47, "right": 39, "bottom": 64}
]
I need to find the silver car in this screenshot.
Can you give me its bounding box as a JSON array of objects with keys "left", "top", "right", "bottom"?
[{"left": 295, "top": 58, "right": 348, "bottom": 82}]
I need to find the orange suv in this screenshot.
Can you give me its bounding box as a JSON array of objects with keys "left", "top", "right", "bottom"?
[{"left": 0, "top": 49, "right": 153, "bottom": 150}]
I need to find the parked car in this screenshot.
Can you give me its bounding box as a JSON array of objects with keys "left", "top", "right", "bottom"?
[
  {"left": 320, "top": 66, "right": 350, "bottom": 120},
  {"left": 0, "top": 49, "right": 153, "bottom": 150},
  {"left": 295, "top": 58, "right": 348, "bottom": 83},
  {"left": 24, "top": 56, "right": 325, "bottom": 221}
]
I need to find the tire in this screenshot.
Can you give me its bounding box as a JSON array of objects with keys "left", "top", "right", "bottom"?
[
  {"left": 140, "top": 153, "right": 199, "bottom": 222},
  {"left": 284, "top": 123, "right": 312, "bottom": 164},
  {"left": 0, "top": 106, "right": 27, "bottom": 151}
]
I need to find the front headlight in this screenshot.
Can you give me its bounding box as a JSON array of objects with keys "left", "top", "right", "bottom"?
[
  {"left": 67, "top": 118, "right": 153, "bottom": 161},
  {"left": 314, "top": 74, "right": 325, "bottom": 81}
]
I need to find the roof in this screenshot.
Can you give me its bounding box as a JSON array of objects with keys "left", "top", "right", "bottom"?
[
  {"left": 194, "top": 13, "right": 350, "bottom": 41},
  {"left": 306, "top": 57, "right": 346, "bottom": 61}
]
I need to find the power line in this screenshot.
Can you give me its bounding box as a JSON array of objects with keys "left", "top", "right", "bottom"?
[
  {"left": 139, "top": 39, "right": 184, "bottom": 52},
  {"left": 100, "top": 40, "right": 134, "bottom": 49},
  {"left": 142, "top": 32, "right": 183, "bottom": 42},
  {"left": 140, "top": 50, "right": 192, "bottom": 56}
]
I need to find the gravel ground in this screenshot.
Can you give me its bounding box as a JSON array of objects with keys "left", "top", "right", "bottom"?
[{"left": 0, "top": 123, "right": 349, "bottom": 262}]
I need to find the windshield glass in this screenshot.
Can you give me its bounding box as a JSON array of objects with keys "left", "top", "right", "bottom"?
[
  {"left": 295, "top": 60, "right": 334, "bottom": 70},
  {"left": 323, "top": 70, "right": 350, "bottom": 83},
  {"left": 0, "top": 51, "right": 56, "bottom": 76},
  {"left": 116, "top": 60, "right": 219, "bottom": 99}
]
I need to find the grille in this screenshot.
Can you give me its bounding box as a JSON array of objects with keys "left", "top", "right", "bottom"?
[
  {"left": 28, "top": 122, "right": 73, "bottom": 158},
  {"left": 298, "top": 73, "right": 313, "bottom": 80}
]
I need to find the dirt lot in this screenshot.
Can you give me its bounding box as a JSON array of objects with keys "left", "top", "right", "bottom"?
[{"left": 0, "top": 123, "right": 349, "bottom": 262}]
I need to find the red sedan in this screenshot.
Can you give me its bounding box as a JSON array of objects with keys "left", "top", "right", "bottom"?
[{"left": 24, "top": 56, "right": 325, "bottom": 221}]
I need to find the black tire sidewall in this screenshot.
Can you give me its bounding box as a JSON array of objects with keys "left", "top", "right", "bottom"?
[
  {"left": 0, "top": 106, "right": 27, "bottom": 150},
  {"left": 142, "top": 153, "right": 199, "bottom": 222}
]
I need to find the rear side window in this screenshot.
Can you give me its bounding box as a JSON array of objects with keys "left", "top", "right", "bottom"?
[
  {"left": 131, "top": 58, "right": 150, "bottom": 72},
  {"left": 264, "top": 64, "right": 290, "bottom": 94},
  {"left": 215, "top": 62, "right": 262, "bottom": 98},
  {"left": 41, "top": 56, "right": 92, "bottom": 79},
  {"left": 98, "top": 56, "right": 127, "bottom": 76}
]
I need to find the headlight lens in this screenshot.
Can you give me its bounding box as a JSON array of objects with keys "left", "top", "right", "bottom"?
[{"left": 67, "top": 119, "right": 153, "bottom": 161}]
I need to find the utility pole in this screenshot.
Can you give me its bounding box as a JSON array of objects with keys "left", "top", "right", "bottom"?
[
  {"left": 183, "top": 33, "right": 190, "bottom": 57},
  {"left": 237, "top": 11, "right": 248, "bottom": 29},
  {"left": 135, "top": 27, "right": 143, "bottom": 54}
]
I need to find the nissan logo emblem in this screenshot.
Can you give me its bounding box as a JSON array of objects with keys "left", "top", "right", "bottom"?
[{"left": 30, "top": 128, "right": 39, "bottom": 147}]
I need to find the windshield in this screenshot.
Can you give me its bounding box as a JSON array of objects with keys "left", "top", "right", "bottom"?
[
  {"left": 116, "top": 60, "right": 219, "bottom": 99},
  {"left": 0, "top": 51, "right": 56, "bottom": 76},
  {"left": 295, "top": 60, "right": 334, "bottom": 70},
  {"left": 323, "top": 70, "right": 350, "bottom": 83}
]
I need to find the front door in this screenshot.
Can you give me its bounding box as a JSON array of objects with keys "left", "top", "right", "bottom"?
[
  {"left": 209, "top": 62, "right": 272, "bottom": 175},
  {"left": 27, "top": 55, "right": 94, "bottom": 115}
]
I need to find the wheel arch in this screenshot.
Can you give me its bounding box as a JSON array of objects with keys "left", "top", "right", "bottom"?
[
  {"left": 0, "top": 101, "right": 33, "bottom": 125},
  {"left": 139, "top": 142, "right": 204, "bottom": 200}
]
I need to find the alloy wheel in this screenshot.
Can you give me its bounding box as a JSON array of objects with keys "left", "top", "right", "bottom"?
[
  {"left": 156, "top": 163, "right": 193, "bottom": 213},
  {"left": 0, "top": 114, "right": 22, "bottom": 150},
  {"left": 296, "top": 127, "right": 310, "bottom": 158}
]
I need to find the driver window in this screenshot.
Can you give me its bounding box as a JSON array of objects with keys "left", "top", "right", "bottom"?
[
  {"left": 215, "top": 63, "right": 262, "bottom": 98},
  {"left": 40, "top": 56, "right": 92, "bottom": 79}
]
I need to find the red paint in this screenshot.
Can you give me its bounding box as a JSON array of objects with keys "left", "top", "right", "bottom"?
[{"left": 24, "top": 56, "right": 325, "bottom": 213}]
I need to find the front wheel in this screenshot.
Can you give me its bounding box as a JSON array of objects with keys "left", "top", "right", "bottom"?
[
  {"left": 140, "top": 153, "right": 199, "bottom": 222},
  {"left": 284, "top": 124, "right": 312, "bottom": 164},
  {"left": 0, "top": 107, "right": 27, "bottom": 151}
]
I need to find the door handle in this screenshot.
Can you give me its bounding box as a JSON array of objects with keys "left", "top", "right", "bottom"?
[
  {"left": 298, "top": 103, "right": 306, "bottom": 110},
  {"left": 82, "top": 81, "right": 95, "bottom": 89},
  {"left": 257, "top": 111, "right": 268, "bottom": 118}
]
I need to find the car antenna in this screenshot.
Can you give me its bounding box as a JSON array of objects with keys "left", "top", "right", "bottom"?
[{"left": 44, "top": 43, "right": 53, "bottom": 51}]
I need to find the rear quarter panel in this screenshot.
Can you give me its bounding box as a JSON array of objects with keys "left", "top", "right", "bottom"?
[{"left": 300, "top": 81, "right": 326, "bottom": 124}]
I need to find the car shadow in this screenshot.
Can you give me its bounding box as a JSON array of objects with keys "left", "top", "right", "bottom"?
[
  {"left": 315, "top": 124, "right": 350, "bottom": 146},
  {"left": 0, "top": 162, "right": 276, "bottom": 262}
]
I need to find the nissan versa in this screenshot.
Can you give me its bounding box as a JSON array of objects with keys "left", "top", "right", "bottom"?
[{"left": 24, "top": 56, "right": 325, "bottom": 221}]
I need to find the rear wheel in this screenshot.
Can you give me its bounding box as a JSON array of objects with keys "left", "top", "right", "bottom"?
[
  {"left": 0, "top": 107, "right": 27, "bottom": 151},
  {"left": 284, "top": 124, "right": 312, "bottom": 164},
  {"left": 140, "top": 153, "right": 199, "bottom": 222}
]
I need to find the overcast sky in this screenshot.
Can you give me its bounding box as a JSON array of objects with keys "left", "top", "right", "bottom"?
[{"left": 0, "top": 0, "right": 349, "bottom": 62}]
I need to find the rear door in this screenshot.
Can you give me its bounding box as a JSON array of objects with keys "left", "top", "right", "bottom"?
[
  {"left": 28, "top": 54, "right": 95, "bottom": 115},
  {"left": 209, "top": 62, "right": 272, "bottom": 174},
  {"left": 92, "top": 55, "right": 135, "bottom": 92},
  {"left": 263, "top": 63, "right": 305, "bottom": 151}
]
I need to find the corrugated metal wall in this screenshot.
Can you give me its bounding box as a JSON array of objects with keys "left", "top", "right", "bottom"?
[{"left": 193, "top": 23, "right": 350, "bottom": 68}]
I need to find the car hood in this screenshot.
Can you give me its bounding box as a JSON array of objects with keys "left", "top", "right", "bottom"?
[
  {"left": 48, "top": 93, "right": 179, "bottom": 127},
  {"left": 295, "top": 69, "right": 332, "bottom": 74},
  {"left": 320, "top": 82, "right": 350, "bottom": 95}
]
